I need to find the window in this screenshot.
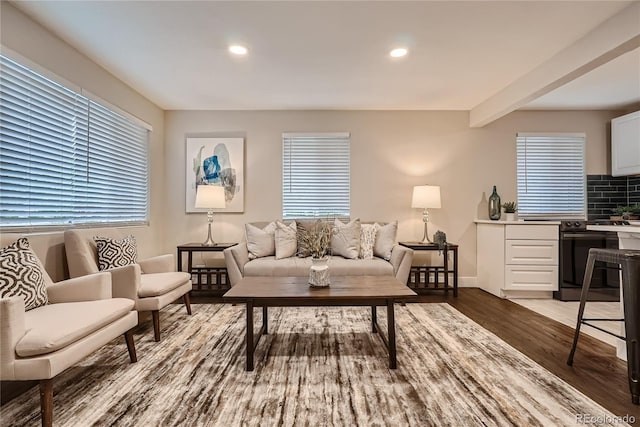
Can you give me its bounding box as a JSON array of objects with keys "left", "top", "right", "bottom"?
[
  {"left": 282, "top": 133, "right": 350, "bottom": 219},
  {"left": 516, "top": 133, "right": 586, "bottom": 219},
  {"left": 0, "top": 54, "right": 150, "bottom": 230}
]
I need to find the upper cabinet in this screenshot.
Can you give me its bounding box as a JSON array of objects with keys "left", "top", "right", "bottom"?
[{"left": 612, "top": 111, "right": 640, "bottom": 177}]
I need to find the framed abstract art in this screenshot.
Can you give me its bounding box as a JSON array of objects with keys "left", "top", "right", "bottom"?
[{"left": 185, "top": 137, "right": 244, "bottom": 213}]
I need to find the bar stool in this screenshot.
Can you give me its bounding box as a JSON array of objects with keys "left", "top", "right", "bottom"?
[{"left": 567, "top": 248, "right": 640, "bottom": 405}]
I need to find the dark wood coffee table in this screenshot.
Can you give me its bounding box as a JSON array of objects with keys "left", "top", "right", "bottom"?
[{"left": 223, "top": 276, "right": 416, "bottom": 371}]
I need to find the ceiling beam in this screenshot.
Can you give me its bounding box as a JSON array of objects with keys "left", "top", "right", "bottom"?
[{"left": 469, "top": 2, "right": 640, "bottom": 128}]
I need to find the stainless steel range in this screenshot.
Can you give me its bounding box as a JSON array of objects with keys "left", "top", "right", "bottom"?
[{"left": 554, "top": 220, "right": 625, "bottom": 301}]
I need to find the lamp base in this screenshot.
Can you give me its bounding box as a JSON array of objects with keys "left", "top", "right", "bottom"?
[
  {"left": 202, "top": 217, "right": 215, "bottom": 246},
  {"left": 421, "top": 209, "right": 433, "bottom": 243}
]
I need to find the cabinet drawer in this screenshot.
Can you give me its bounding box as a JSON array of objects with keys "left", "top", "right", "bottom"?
[
  {"left": 504, "top": 265, "right": 558, "bottom": 291},
  {"left": 505, "top": 225, "right": 558, "bottom": 240},
  {"left": 505, "top": 240, "right": 558, "bottom": 265}
]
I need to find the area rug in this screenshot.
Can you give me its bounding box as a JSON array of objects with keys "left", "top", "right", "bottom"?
[{"left": 1, "top": 303, "right": 628, "bottom": 426}]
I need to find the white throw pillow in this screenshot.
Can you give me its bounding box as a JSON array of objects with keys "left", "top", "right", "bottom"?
[
  {"left": 373, "top": 221, "right": 398, "bottom": 261},
  {"left": 246, "top": 222, "right": 277, "bottom": 259},
  {"left": 331, "top": 218, "right": 361, "bottom": 259},
  {"left": 275, "top": 221, "right": 297, "bottom": 260},
  {"left": 359, "top": 223, "right": 380, "bottom": 260}
]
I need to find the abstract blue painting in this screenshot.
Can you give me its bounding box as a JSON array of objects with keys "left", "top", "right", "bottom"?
[{"left": 186, "top": 137, "right": 244, "bottom": 212}]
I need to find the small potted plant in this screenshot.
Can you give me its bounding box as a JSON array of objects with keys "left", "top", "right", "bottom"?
[
  {"left": 611, "top": 205, "right": 640, "bottom": 221},
  {"left": 502, "top": 201, "right": 517, "bottom": 221}
]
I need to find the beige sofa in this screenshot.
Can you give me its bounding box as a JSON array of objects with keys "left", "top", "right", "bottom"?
[{"left": 224, "top": 221, "right": 414, "bottom": 286}]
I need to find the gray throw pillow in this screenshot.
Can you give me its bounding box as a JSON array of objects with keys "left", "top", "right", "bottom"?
[
  {"left": 94, "top": 235, "right": 138, "bottom": 270},
  {"left": 373, "top": 221, "right": 398, "bottom": 261},
  {"left": 275, "top": 221, "right": 297, "bottom": 260},
  {"left": 0, "top": 238, "right": 49, "bottom": 311},
  {"left": 331, "top": 218, "right": 361, "bottom": 259},
  {"left": 246, "top": 222, "right": 277, "bottom": 259}
]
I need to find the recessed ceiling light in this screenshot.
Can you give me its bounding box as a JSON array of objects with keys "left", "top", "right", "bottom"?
[
  {"left": 390, "top": 48, "right": 408, "bottom": 58},
  {"left": 229, "top": 45, "right": 248, "bottom": 55}
]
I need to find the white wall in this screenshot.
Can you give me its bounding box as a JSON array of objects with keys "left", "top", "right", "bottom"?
[
  {"left": 0, "top": 2, "right": 165, "bottom": 281},
  {"left": 164, "top": 109, "right": 620, "bottom": 282}
]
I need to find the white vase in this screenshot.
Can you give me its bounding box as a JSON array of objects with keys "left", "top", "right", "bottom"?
[
  {"left": 505, "top": 212, "right": 516, "bottom": 221},
  {"left": 309, "top": 257, "right": 330, "bottom": 287}
]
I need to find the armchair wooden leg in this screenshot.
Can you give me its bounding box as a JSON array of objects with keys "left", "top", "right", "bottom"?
[
  {"left": 124, "top": 329, "right": 137, "bottom": 363},
  {"left": 39, "top": 379, "right": 53, "bottom": 427},
  {"left": 184, "top": 292, "right": 192, "bottom": 315},
  {"left": 152, "top": 310, "right": 161, "bottom": 342}
]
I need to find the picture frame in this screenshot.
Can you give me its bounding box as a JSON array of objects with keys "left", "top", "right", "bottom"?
[{"left": 186, "top": 137, "right": 244, "bottom": 213}]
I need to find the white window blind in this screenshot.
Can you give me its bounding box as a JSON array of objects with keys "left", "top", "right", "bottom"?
[
  {"left": 516, "top": 133, "right": 586, "bottom": 219},
  {"left": 282, "top": 133, "right": 350, "bottom": 219},
  {"left": 0, "top": 54, "right": 149, "bottom": 230}
]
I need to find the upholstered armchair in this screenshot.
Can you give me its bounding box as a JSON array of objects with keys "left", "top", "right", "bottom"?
[
  {"left": 64, "top": 228, "right": 192, "bottom": 342},
  {"left": 0, "top": 239, "right": 138, "bottom": 427}
]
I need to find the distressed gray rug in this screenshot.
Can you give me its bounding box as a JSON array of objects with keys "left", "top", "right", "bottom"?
[{"left": 1, "top": 303, "right": 626, "bottom": 426}]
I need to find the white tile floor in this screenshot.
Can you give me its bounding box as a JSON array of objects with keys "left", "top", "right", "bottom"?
[{"left": 510, "top": 298, "right": 622, "bottom": 347}]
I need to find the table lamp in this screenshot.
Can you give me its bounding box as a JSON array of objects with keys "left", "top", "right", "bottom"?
[
  {"left": 412, "top": 185, "right": 441, "bottom": 243},
  {"left": 195, "top": 185, "right": 226, "bottom": 246}
]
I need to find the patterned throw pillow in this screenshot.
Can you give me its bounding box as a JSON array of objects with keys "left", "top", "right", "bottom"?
[
  {"left": 0, "top": 238, "right": 49, "bottom": 311},
  {"left": 359, "top": 223, "right": 380, "bottom": 260},
  {"left": 94, "top": 235, "right": 138, "bottom": 270}
]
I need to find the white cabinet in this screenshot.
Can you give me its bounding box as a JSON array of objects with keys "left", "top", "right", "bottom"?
[
  {"left": 476, "top": 221, "right": 559, "bottom": 298},
  {"left": 612, "top": 111, "right": 640, "bottom": 177}
]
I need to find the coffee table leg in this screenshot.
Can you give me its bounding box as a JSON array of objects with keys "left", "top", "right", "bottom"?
[
  {"left": 263, "top": 305, "right": 268, "bottom": 334},
  {"left": 371, "top": 305, "right": 377, "bottom": 333},
  {"left": 387, "top": 299, "right": 397, "bottom": 369},
  {"left": 246, "top": 300, "right": 254, "bottom": 371}
]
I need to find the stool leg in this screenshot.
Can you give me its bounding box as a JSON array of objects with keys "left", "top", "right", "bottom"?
[
  {"left": 621, "top": 258, "right": 640, "bottom": 405},
  {"left": 568, "top": 252, "right": 596, "bottom": 365}
]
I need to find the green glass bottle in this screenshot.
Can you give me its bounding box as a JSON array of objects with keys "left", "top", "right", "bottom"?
[{"left": 488, "top": 186, "right": 501, "bottom": 220}]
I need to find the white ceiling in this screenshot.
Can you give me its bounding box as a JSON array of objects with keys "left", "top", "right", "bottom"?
[{"left": 10, "top": 1, "right": 640, "bottom": 113}]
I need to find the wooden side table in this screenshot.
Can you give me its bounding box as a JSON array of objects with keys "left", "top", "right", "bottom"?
[
  {"left": 399, "top": 242, "right": 459, "bottom": 297},
  {"left": 177, "top": 243, "right": 236, "bottom": 294}
]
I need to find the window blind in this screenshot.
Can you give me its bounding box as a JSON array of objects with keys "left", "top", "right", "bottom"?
[
  {"left": 0, "top": 54, "right": 149, "bottom": 230},
  {"left": 516, "top": 133, "right": 586, "bottom": 219},
  {"left": 282, "top": 133, "right": 350, "bottom": 219}
]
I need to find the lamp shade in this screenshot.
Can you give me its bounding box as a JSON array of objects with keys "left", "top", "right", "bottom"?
[
  {"left": 411, "top": 185, "right": 441, "bottom": 209},
  {"left": 195, "top": 185, "right": 226, "bottom": 209}
]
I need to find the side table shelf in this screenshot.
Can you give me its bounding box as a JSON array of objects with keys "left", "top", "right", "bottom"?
[
  {"left": 177, "top": 243, "right": 236, "bottom": 295},
  {"left": 399, "top": 242, "right": 458, "bottom": 297}
]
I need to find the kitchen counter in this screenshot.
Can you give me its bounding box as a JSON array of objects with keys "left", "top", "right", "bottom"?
[
  {"left": 474, "top": 219, "right": 561, "bottom": 225},
  {"left": 587, "top": 225, "right": 640, "bottom": 233}
]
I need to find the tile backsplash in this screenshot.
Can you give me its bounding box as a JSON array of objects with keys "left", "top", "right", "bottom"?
[{"left": 587, "top": 175, "right": 640, "bottom": 220}]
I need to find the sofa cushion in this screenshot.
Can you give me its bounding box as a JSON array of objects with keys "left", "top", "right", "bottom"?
[
  {"left": 94, "top": 235, "right": 138, "bottom": 270},
  {"left": 244, "top": 255, "right": 393, "bottom": 277},
  {"left": 139, "top": 272, "right": 191, "bottom": 298},
  {"left": 275, "top": 221, "right": 297, "bottom": 260},
  {"left": 246, "top": 222, "right": 277, "bottom": 259},
  {"left": 331, "top": 218, "right": 361, "bottom": 259},
  {"left": 16, "top": 298, "right": 134, "bottom": 357},
  {"left": 0, "top": 238, "right": 49, "bottom": 311},
  {"left": 374, "top": 221, "right": 398, "bottom": 261}
]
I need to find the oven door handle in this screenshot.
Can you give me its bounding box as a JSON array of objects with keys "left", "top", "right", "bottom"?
[{"left": 562, "top": 232, "right": 613, "bottom": 239}]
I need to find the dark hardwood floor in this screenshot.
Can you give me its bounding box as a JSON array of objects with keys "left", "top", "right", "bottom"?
[{"left": 3, "top": 288, "right": 638, "bottom": 422}]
